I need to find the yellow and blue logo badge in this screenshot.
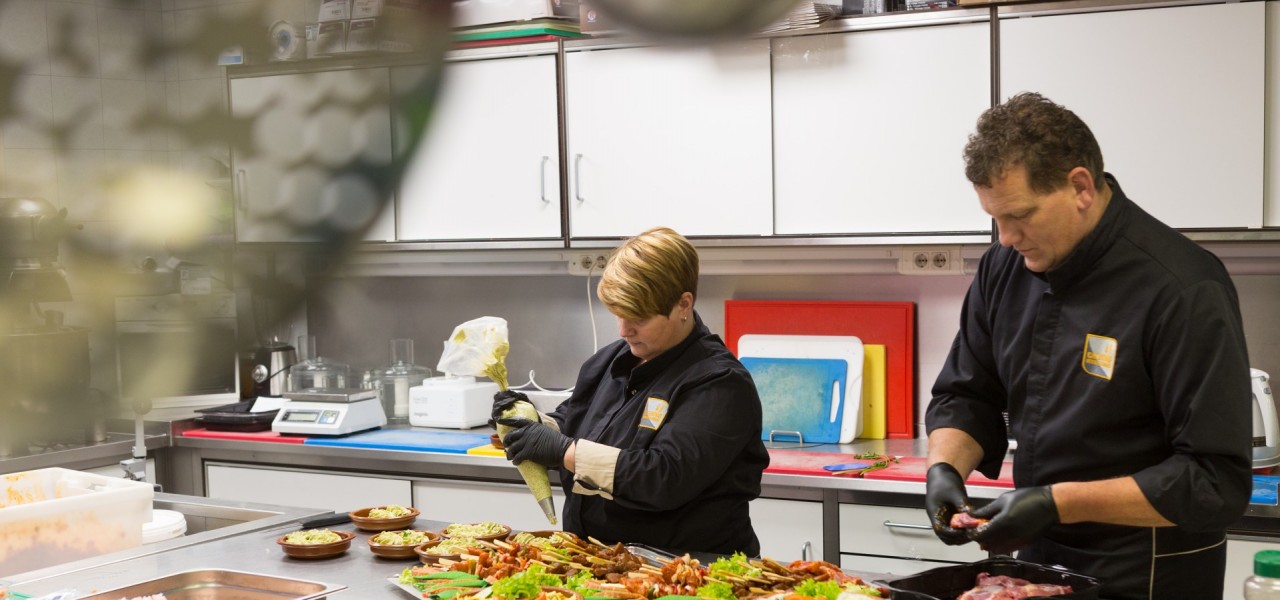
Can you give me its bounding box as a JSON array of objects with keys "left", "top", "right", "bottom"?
[
  {"left": 1082, "top": 334, "right": 1118, "bottom": 380},
  {"left": 639, "top": 397, "right": 669, "bottom": 430}
]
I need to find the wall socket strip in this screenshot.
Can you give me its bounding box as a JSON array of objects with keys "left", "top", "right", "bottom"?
[
  {"left": 897, "top": 246, "right": 965, "bottom": 275},
  {"left": 567, "top": 254, "right": 609, "bottom": 276}
]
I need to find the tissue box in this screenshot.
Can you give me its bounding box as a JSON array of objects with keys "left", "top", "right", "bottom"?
[
  {"left": 409, "top": 377, "right": 498, "bottom": 429},
  {"left": 0, "top": 468, "right": 154, "bottom": 577}
]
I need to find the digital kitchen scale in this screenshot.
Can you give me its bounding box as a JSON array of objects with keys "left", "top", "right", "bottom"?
[{"left": 272, "top": 388, "right": 387, "bottom": 436}]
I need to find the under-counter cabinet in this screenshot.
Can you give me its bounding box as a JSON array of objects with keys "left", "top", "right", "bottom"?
[
  {"left": 204, "top": 463, "right": 413, "bottom": 512},
  {"left": 564, "top": 40, "right": 774, "bottom": 238},
  {"left": 229, "top": 68, "right": 397, "bottom": 243},
  {"left": 411, "top": 479, "right": 567, "bottom": 533},
  {"left": 1000, "top": 2, "right": 1265, "bottom": 230},
  {"left": 393, "top": 55, "right": 563, "bottom": 241},
  {"left": 839, "top": 503, "right": 986, "bottom": 576},
  {"left": 771, "top": 22, "right": 993, "bottom": 235},
  {"left": 751, "top": 497, "right": 824, "bottom": 562}
]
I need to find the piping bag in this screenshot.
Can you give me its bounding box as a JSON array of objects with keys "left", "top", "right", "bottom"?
[{"left": 438, "top": 316, "right": 557, "bottom": 524}]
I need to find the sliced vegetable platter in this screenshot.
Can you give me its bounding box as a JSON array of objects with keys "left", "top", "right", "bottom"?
[{"left": 389, "top": 529, "right": 888, "bottom": 600}]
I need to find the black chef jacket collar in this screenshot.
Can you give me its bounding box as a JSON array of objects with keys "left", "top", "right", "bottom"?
[
  {"left": 607, "top": 310, "right": 708, "bottom": 388},
  {"left": 1041, "top": 173, "right": 1131, "bottom": 291}
]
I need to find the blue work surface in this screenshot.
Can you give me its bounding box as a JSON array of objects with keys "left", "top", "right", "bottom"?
[
  {"left": 742, "top": 356, "right": 847, "bottom": 444},
  {"left": 1252, "top": 475, "right": 1280, "bottom": 505},
  {"left": 304, "top": 429, "right": 493, "bottom": 453}
]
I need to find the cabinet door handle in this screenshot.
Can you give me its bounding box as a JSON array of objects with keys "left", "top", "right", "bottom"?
[
  {"left": 540, "top": 156, "right": 550, "bottom": 204},
  {"left": 883, "top": 520, "right": 932, "bottom": 531},
  {"left": 574, "top": 153, "right": 584, "bottom": 203},
  {"left": 800, "top": 540, "right": 812, "bottom": 561},
  {"left": 235, "top": 168, "right": 247, "bottom": 213}
]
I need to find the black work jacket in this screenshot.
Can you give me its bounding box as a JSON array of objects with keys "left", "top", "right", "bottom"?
[
  {"left": 549, "top": 312, "right": 769, "bottom": 556},
  {"left": 927, "top": 175, "right": 1252, "bottom": 599}
]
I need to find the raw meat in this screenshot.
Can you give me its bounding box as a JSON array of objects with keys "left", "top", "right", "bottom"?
[
  {"left": 950, "top": 511, "right": 989, "bottom": 529},
  {"left": 956, "top": 572, "right": 1073, "bottom": 600}
]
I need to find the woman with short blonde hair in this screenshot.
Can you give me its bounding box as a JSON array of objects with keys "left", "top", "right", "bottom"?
[{"left": 493, "top": 227, "right": 768, "bottom": 555}]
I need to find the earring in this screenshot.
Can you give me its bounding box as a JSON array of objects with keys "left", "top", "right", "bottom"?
[{"left": 682, "top": 316, "right": 688, "bottom": 322}]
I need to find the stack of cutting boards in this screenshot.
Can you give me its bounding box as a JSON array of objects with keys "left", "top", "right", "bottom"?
[{"left": 738, "top": 335, "right": 889, "bottom": 443}]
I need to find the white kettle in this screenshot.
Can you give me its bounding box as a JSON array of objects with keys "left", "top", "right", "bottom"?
[{"left": 1251, "top": 368, "right": 1280, "bottom": 469}]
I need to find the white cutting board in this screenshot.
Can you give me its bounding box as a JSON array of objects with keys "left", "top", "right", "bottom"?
[{"left": 738, "top": 334, "right": 864, "bottom": 443}]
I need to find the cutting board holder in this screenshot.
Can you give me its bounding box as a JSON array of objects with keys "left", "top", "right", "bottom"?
[{"left": 725, "top": 300, "right": 916, "bottom": 439}]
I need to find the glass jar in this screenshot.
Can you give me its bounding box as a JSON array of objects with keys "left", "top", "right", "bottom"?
[
  {"left": 1246, "top": 550, "right": 1280, "bottom": 599},
  {"left": 378, "top": 338, "right": 432, "bottom": 423},
  {"left": 288, "top": 335, "right": 351, "bottom": 391}
]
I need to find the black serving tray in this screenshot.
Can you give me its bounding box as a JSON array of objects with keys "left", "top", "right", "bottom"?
[
  {"left": 195, "top": 400, "right": 278, "bottom": 432},
  {"left": 879, "top": 558, "right": 1101, "bottom": 600}
]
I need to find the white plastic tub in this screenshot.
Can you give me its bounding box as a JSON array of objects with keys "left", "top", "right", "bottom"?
[{"left": 0, "top": 468, "right": 154, "bottom": 577}]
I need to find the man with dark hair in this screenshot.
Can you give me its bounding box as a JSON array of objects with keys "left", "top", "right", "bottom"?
[{"left": 925, "top": 92, "right": 1252, "bottom": 599}]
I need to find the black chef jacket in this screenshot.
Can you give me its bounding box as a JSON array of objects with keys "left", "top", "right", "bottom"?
[
  {"left": 927, "top": 175, "right": 1251, "bottom": 599},
  {"left": 548, "top": 312, "right": 769, "bottom": 556}
]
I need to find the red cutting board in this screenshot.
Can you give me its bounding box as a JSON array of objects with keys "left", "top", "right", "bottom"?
[
  {"left": 765, "top": 449, "right": 871, "bottom": 476},
  {"left": 725, "top": 300, "right": 915, "bottom": 439},
  {"left": 182, "top": 428, "right": 307, "bottom": 444},
  {"left": 863, "top": 456, "right": 1015, "bottom": 488}
]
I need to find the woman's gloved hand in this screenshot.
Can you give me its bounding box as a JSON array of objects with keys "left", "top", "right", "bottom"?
[
  {"left": 495, "top": 417, "right": 574, "bottom": 468},
  {"left": 490, "top": 390, "right": 534, "bottom": 427},
  {"left": 968, "top": 485, "right": 1059, "bottom": 554},
  {"left": 925, "top": 462, "right": 974, "bottom": 545}
]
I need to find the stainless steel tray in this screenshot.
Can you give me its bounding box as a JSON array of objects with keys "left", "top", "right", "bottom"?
[{"left": 77, "top": 568, "right": 347, "bottom": 599}]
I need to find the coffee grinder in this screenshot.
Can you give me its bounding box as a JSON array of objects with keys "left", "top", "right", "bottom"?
[
  {"left": 0, "top": 197, "right": 93, "bottom": 458},
  {"left": 248, "top": 287, "right": 297, "bottom": 412}
]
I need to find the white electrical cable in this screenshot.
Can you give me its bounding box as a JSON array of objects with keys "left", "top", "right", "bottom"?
[
  {"left": 511, "top": 262, "right": 603, "bottom": 395},
  {"left": 586, "top": 262, "right": 600, "bottom": 353}
]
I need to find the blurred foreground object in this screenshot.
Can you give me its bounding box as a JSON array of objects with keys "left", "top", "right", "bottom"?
[{"left": 588, "top": 0, "right": 806, "bottom": 40}]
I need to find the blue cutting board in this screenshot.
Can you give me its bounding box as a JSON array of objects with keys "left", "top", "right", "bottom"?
[
  {"left": 1252, "top": 475, "right": 1280, "bottom": 505},
  {"left": 304, "top": 429, "right": 493, "bottom": 454},
  {"left": 742, "top": 357, "right": 847, "bottom": 444}
]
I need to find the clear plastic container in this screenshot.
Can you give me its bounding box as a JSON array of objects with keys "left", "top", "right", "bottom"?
[
  {"left": 288, "top": 335, "right": 351, "bottom": 391},
  {"left": 1246, "top": 550, "right": 1280, "bottom": 599},
  {"left": 379, "top": 338, "right": 432, "bottom": 423},
  {"left": 0, "top": 468, "right": 154, "bottom": 577}
]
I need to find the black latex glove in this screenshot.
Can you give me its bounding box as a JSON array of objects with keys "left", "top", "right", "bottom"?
[
  {"left": 490, "top": 390, "right": 533, "bottom": 427},
  {"left": 925, "top": 462, "right": 974, "bottom": 545},
  {"left": 968, "top": 485, "right": 1059, "bottom": 554},
  {"left": 495, "top": 417, "right": 574, "bottom": 468}
]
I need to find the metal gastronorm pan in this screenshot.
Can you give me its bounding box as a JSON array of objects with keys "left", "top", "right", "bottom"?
[{"left": 77, "top": 568, "right": 346, "bottom": 599}]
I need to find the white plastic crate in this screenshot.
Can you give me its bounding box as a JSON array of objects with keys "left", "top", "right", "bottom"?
[{"left": 0, "top": 468, "right": 154, "bottom": 578}]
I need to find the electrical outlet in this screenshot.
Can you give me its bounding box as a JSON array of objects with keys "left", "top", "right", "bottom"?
[
  {"left": 567, "top": 254, "right": 608, "bottom": 276},
  {"left": 898, "top": 246, "right": 964, "bottom": 275}
]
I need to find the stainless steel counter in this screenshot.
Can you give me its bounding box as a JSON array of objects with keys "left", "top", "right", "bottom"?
[
  {"left": 0, "top": 430, "right": 169, "bottom": 475},
  {"left": 11, "top": 520, "right": 395, "bottom": 598},
  {"left": 7, "top": 493, "right": 330, "bottom": 590}
]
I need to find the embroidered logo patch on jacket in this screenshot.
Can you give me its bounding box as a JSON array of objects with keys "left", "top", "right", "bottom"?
[
  {"left": 639, "top": 397, "right": 669, "bottom": 430},
  {"left": 1082, "top": 334, "right": 1118, "bottom": 380}
]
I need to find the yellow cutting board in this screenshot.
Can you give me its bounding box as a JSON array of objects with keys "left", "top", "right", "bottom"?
[
  {"left": 467, "top": 444, "right": 506, "bottom": 457},
  {"left": 860, "top": 344, "right": 887, "bottom": 439}
]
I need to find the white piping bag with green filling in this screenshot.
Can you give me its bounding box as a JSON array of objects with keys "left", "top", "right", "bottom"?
[{"left": 437, "top": 316, "right": 556, "bottom": 524}]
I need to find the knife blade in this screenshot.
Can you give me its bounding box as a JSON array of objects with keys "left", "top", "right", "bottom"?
[{"left": 300, "top": 512, "right": 352, "bottom": 529}]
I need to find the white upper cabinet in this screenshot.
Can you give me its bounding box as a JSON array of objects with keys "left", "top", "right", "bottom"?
[
  {"left": 565, "top": 40, "right": 774, "bottom": 238},
  {"left": 394, "top": 55, "right": 562, "bottom": 241},
  {"left": 1001, "top": 2, "right": 1265, "bottom": 229},
  {"left": 772, "top": 23, "right": 993, "bottom": 236},
  {"left": 230, "top": 68, "right": 396, "bottom": 243}
]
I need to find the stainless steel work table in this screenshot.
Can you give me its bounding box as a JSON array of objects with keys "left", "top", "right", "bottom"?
[{"left": 10, "top": 516, "right": 890, "bottom": 598}]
